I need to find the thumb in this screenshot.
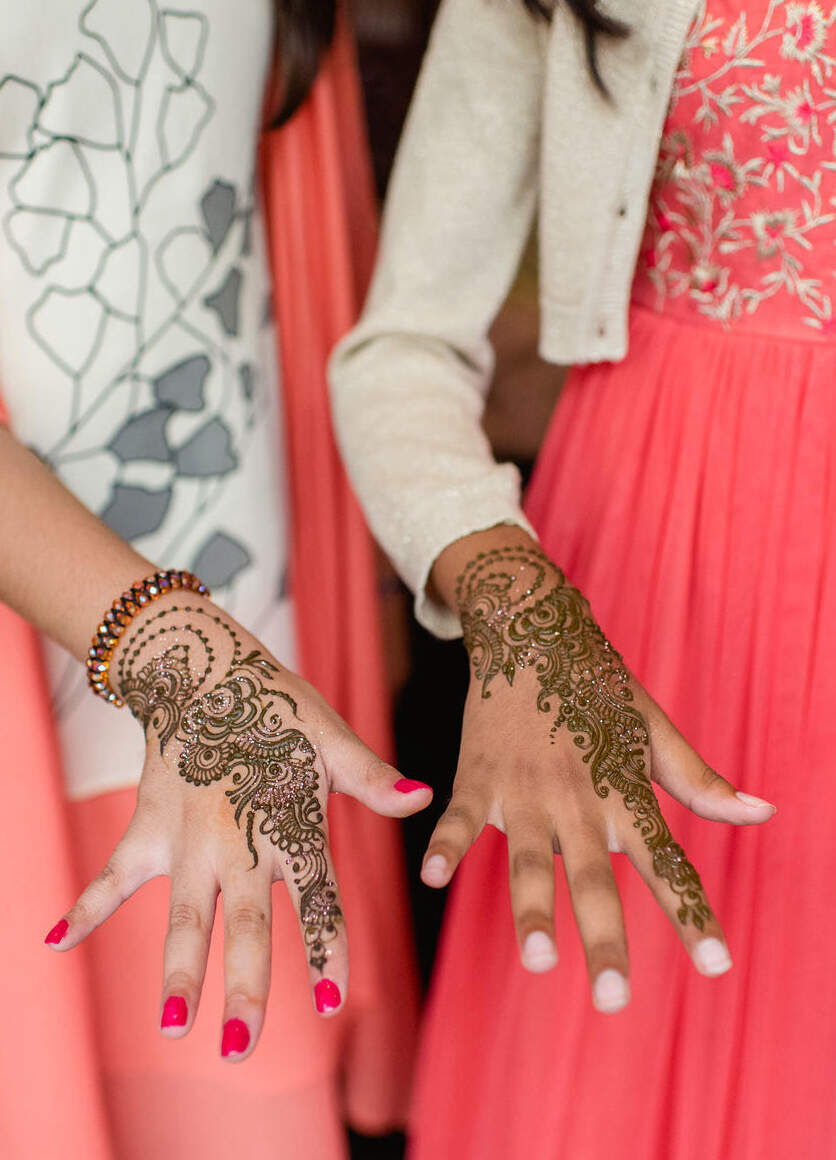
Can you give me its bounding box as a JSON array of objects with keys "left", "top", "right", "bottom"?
[
  {"left": 645, "top": 696, "right": 776, "bottom": 825},
  {"left": 326, "top": 733, "right": 433, "bottom": 818}
]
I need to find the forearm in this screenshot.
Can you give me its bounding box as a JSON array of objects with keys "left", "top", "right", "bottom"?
[
  {"left": 329, "top": 0, "right": 545, "bottom": 639},
  {"left": 0, "top": 425, "right": 153, "bottom": 661}
]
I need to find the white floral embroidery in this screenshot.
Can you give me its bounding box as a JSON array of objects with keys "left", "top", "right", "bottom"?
[{"left": 636, "top": 0, "right": 836, "bottom": 332}]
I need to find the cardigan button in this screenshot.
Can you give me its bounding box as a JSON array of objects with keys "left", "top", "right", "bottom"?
[
  {"left": 597, "top": 323, "right": 606, "bottom": 337},
  {"left": 617, "top": 205, "right": 627, "bottom": 217}
]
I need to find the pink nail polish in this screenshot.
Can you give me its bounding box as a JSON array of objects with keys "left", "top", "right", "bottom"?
[
  {"left": 315, "top": 979, "right": 341, "bottom": 1013},
  {"left": 161, "top": 996, "right": 188, "bottom": 1028},
  {"left": 394, "top": 778, "right": 431, "bottom": 794},
  {"left": 44, "top": 919, "right": 68, "bottom": 946},
  {"left": 221, "top": 1018, "right": 250, "bottom": 1057}
]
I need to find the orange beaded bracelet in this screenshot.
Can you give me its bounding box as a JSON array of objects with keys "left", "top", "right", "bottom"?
[{"left": 86, "top": 569, "right": 210, "bottom": 707}]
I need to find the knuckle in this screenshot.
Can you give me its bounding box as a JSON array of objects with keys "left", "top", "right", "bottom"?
[
  {"left": 511, "top": 847, "right": 553, "bottom": 879},
  {"left": 441, "top": 804, "right": 477, "bottom": 831},
  {"left": 168, "top": 902, "right": 208, "bottom": 936},
  {"left": 97, "top": 861, "right": 121, "bottom": 889},
  {"left": 587, "top": 938, "right": 627, "bottom": 965},
  {"left": 569, "top": 860, "right": 615, "bottom": 899},
  {"left": 68, "top": 898, "right": 91, "bottom": 927},
  {"left": 164, "top": 969, "right": 197, "bottom": 994},
  {"left": 361, "top": 755, "right": 391, "bottom": 784},
  {"left": 226, "top": 904, "right": 269, "bottom": 941},
  {"left": 515, "top": 908, "right": 552, "bottom": 935},
  {"left": 225, "top": 986, "right": 267, "bottom": 1010},
  {"left": 461, "top": 752, "right": 497, "bottom": 779},
  {"left": 696, "top": 764, "right": 725, "bottom": 793}
]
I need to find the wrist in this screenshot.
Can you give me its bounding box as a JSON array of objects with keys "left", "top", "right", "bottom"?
[
  {"left": 87, "top": 571, "right": 211, "bottom": 705},
  {"left": 431, "top": 524, "right": 543, "bottom": 615}
]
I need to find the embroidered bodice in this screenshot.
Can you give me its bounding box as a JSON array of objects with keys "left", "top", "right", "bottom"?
[{"left": 633, "top": 0, "right": 836, "bottom": 339}]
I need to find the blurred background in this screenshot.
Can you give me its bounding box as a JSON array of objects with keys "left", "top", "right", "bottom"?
[{"left": 348, "top": 3, "right": 565, "bottom": 1156}]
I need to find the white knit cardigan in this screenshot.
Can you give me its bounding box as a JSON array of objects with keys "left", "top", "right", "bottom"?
[{"left": 330, "top": 0, "right": 699, "bottom": 637}]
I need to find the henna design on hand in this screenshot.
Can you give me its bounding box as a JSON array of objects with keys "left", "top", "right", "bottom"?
[
  {"left": 456, "top": 547, "right": 711, "bottom": 929},
  {"left": 118, "top": 604, "right": 342, "bottom": 971}
]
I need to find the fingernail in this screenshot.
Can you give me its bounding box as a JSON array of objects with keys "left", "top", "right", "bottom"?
[
  {"left": 44, "top": 919, "right": 68, "bottom": 947},
  {"left": 694, "top": 937, "right": 732, "bottom": 977},
  {"left": 423, "top": 854, "right": 448, "bottom": 885},
  {"left": 221, "top": 1018, "right": 250, "bottom": 1058},
  {"left": 394, "top": 778, "right": 431, "bottom": 794},
  {"left": 161, "top": 996, "right": 187, "bottom": 1029},
  {"left": 521, "top": 931, "right": 558, "bottom": 973},
  {"left": 593, "top": 969, "right": 630, "bottom": 1013},
  {"left": 314, "top": 979, "right": 342, "bottom": 1013},
  {"left": 735, "top": 791, "right": 775, "bottom": 811}
]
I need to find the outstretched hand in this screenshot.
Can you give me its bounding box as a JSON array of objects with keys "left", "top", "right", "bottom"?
[
  {"left": 423, "top": 533, "right": 775, "bottom": 1013},
  {"left": 45, "top": 593, "right": 431, "bottom": 1059}
]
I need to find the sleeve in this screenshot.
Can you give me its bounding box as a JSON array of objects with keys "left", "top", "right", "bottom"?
[{"left": 328, "top": 0, "right": 547, "bottom": 640}]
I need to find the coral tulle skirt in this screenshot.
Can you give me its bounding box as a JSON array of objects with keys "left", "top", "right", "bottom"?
[{"left": 410, "top": 304, "right": 836, "bottom": 1160}]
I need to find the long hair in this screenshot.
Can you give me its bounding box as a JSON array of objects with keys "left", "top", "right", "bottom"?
[
  {"left": 523, "top": 0, "right": 628, "bottom": 92},
  {"left": 270, "top": 0, "right": 337, "bottom": 129}
]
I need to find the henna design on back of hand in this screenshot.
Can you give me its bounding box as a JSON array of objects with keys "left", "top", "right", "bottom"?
[
  {"left": 118, "top": 604, "right": 341, "bottom": 971},
  {"left": 457, "top": 547, "right": 711, "bottom": 930}
]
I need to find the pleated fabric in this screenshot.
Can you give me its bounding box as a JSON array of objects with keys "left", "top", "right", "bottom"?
[
  {"left": 410, "top": 304, "right": 836, "bottom": 1160},
  {"left": 0, "top": 16, "right": 418, "bottom": 1158}
]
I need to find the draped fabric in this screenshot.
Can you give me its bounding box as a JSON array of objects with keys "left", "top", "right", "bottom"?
[{"left": 410, "top": 303, "right": 836, "bottom": 1159}]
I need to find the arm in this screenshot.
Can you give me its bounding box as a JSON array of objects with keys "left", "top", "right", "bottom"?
[
  {"left": 0, "top": 424, "right": 152, "bottom": 660},
  {"left": 330, "top": 0, "right": 776, "bottom": 1010},
  {"left": 329, "top": 0, "right": 547, "bottom": 639},
  {"left": 1, "top": 424, "right": 430, "bottom": 1054}
]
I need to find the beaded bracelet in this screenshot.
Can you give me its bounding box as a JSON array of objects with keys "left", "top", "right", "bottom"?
[{"left": 86, "top": 569, "right": 210, "bottom": 707}]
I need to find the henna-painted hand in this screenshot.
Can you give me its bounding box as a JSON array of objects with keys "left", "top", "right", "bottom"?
[
  {"left": 44, "top": 594, "right": 431, "bottom": 1059},
  {"left": 424, "top": 534, "right": 776, "bottom": 1013}
]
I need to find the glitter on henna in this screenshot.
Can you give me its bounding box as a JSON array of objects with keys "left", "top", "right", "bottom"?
[
  {"left": 119, "top": 605, "right": 342, "bottom": 971},
  {"left": 456, "top": 546, "right": 711, "bottom": 930}
]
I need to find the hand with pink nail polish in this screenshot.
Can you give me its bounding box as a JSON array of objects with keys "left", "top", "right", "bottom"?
[{"left": 43, "top": 592, "right": 432, "bottom": 1060}]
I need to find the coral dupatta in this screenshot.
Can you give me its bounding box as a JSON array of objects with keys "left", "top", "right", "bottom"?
[
  {"left": 261, "top": 14, "right": 387, "bottom": 756},
  {"left": 0, "top": 17, "right": 414, "bottom": 1154}
]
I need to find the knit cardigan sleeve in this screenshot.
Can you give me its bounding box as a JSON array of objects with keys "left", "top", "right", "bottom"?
[{"left": 329, "top": 0, "right": 547, "bottom": 639}]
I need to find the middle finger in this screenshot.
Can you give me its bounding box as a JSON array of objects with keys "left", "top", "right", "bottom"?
[{"left": 220, "top": 866, "right": 274, "bottom": 1061}]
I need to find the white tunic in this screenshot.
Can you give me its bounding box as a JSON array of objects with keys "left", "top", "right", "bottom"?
[{"left": 0, "top": 0, "right": 295, "bottom": 798}]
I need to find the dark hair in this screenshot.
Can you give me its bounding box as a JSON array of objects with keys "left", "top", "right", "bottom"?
[
  {"left": 270, "top": 0, "right": 337, "bottom": 129},
  {"left": 268, "top": 0, "right": 627, "bottom": 131},
  {"left": 523, "top": 0, "right": 628, "bottom": 93}
]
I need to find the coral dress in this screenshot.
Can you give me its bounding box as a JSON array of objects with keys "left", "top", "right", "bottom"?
[{"left": 411, "top": 2, "right": 836, "bottom": 1157}]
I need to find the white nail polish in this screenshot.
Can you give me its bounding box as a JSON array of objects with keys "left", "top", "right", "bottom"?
[
  {"left": 423, "top": 854, "right": 448, "bottom": 884},
  {"left": 593, "top": 969, "right": 630, "bottom": 1013},
  {"left": 735, "top": 791, "right": 774, "bottom": 810},
  {"left": 694, "top": 937, "right": 732, "bottom": 976},
  {"left": 522, "top": 931, "right": 558, "bottom": 973}
]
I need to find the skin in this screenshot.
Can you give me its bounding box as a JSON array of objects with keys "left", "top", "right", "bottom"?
[
  {"left": 0, "top": 425, "right": 431, "bottom": 1058},
  {"left": 426, "top": 524, "right": 776, "bottom": 1013}
]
